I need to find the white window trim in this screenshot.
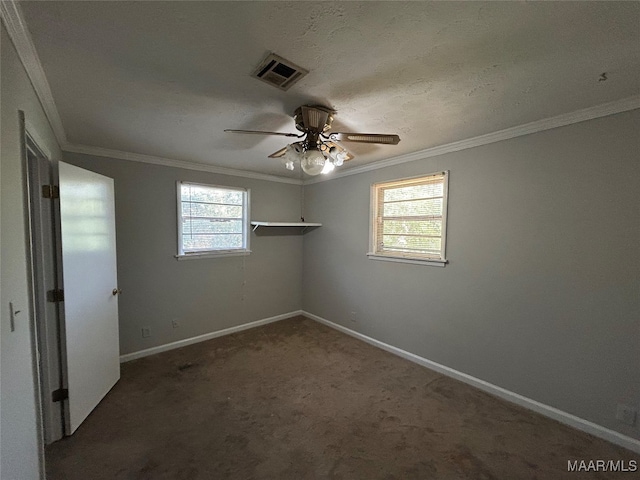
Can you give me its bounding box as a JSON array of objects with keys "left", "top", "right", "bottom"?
[
  {"left": 176, "top": 181, "right": 251, "bottom": 259},
  {"left": 175, "top": 250, "right": 252, "bottom": 261},
  {"left": 366, "top": 253, "right": 448, "bottom": 267},
  {"left": 368, "top": 171, "right": 449, "bottom": 267}
]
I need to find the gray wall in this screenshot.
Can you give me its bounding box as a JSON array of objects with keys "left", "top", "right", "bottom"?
[
  {"left": 64, "top": 153, "right": 303, "bottom": 355},
  {"left": 1, "top": 22, "right": 63, "bottom": 479},
  {"left": 302, "top": 109, "right": 640, "bottom": 440}
]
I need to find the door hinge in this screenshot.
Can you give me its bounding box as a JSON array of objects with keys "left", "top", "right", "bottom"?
[
  {"left": 46, "top": 289, "right": 65, "bottom": 303},
  {"left": 42, "top": 185, "right": 59, "bottom": 199},
  {"left": 51, "top": 388, "right": 68, "bottom": 403}
]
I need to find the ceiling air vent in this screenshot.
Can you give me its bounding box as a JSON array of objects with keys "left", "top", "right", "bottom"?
[{"left": 252, "top": 53, "right": 308, "bottom": 91}]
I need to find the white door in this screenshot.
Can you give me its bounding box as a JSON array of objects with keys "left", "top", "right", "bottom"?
[{"left": 58, "top": 162, "right": 120, "bottom": 433}]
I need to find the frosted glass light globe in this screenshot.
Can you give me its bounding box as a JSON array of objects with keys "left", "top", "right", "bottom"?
[
  {"left": 301, "top": 149, "right": 326, "bottom": 176},
  {"left": 328, "top": 146, "right": 347, "bottom": 166},
  {"left": 280, "top": 145, "right": 296, "bottom": 171},
  {"left": 334, "top": 151, "right": 348, "bottom": 166}
]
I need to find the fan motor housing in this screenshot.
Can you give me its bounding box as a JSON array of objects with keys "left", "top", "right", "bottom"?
[{"left": 294, "top": 105, "right": 335, "bottom": 134}]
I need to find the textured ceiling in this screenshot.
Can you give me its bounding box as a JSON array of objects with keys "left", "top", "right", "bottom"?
[{"left": 19, "top": 1, "right": 640, "bottom": 179}]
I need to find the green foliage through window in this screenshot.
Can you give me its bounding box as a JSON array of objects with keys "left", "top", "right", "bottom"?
[
  {"left": 179, "top": 183, "right": 248, "bottom": 255},
  {"left": 372, "top": 172, "right": 448, "bottom": 261}
]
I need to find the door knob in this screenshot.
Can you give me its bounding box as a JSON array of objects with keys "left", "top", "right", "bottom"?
[{"left": 112, "top": 288, "right": 122, "bottom": 296}]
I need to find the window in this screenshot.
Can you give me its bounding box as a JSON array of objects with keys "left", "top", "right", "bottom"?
[
  {"left": 369, "top": 171, "right": 449, "bottom": 266},
  {"left": 177, "top": 182, "right": 250, "bottom": 258}
]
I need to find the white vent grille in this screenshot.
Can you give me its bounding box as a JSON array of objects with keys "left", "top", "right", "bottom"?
[{"left": 252, "top": 53, "right": 308, "bottom": 91}]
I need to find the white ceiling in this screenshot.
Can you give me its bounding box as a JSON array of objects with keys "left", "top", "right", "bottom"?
[{"left": 19, "top": 1, "right": 640, "bottom": 179}]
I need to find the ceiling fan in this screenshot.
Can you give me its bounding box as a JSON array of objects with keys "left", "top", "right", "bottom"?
[{"left": 225, "top": 105, "right": 400, "bottom": 176}]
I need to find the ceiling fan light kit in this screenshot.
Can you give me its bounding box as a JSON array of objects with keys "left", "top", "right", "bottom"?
[
  {"left": 300, "top": 149, "right": 326, "bottom": 176},
  {"left": 225, "top": 105, "right": 401, "bottom": 176}
]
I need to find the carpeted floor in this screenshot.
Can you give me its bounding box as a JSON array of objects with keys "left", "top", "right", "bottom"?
[{"left": 46, "top": 316, "right": 639, "bottom": 479}]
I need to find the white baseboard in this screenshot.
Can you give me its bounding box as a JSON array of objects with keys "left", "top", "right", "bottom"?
[
  {"left": 302, "top": 311, "right": 640, "bottom": 454},
  {"left": 119, "top": 310, "right": 302, "bottom": 363}
]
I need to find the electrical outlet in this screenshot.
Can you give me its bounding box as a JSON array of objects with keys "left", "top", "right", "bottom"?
[
  {"left": 350, "top": 311, "right": 357, "bottom": 323},
  {"left": 616, "top": 404, "right": 637, "bottom": 426},
  {"left": 141, "top": 327, "right": 151, "bottom": 338},
  {"left": 172, "top": 319, "right": 180, "bottom": 329}
]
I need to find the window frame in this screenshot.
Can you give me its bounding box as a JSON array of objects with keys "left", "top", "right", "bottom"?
[
  {"left": 176, "top": 181, "right": 251, "bottom": 260},
  {"left": 368, "top": 171, "right": 449, "bottom": 267}
]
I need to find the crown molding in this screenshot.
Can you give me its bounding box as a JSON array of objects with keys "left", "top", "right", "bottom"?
[
  {"left": 305, "top": 95, "right": 640, "bottom": 185},
  {"left": 4, "top": 0, "right": 638, "bottom": 187},
  {"left": 1, "top": 0, "right": 67, "bottom": 147},
  {"left": 63, "top": 143, "right": 303, "bottom": 185}
]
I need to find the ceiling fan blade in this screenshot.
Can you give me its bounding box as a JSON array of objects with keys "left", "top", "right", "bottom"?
[
  {"left": 224, "top": 129, "right": 303, "bottom": 138},
  {"left": 268, "top": 146, "right": 288, "bottom": 158},
  {"left": 330, "top": 133, "right": 401, "bottom": 145}
]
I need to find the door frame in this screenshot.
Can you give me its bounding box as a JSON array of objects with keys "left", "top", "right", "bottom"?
[
  {"left": 22, "top": 111, "right": 68, "bottom": 455},
  {"left": 20, "top": 112, "right": 47, "bottom": 479}
]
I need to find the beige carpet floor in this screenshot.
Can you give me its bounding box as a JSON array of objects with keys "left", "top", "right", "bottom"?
[{"left": 46, "top": 316, "right": 639, "bottom": 479}]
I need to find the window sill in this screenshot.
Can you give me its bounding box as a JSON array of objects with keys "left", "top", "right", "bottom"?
[
  {"left": 175, "top": 250, "right": 251, "bottom": 261},
  {"left": 366, "top": 253, "right": 448, "bottom": 267}
]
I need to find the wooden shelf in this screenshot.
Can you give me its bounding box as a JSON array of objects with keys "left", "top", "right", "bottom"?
[{"left": 250, "top": 221, "right": 322, "bottom": 234}]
